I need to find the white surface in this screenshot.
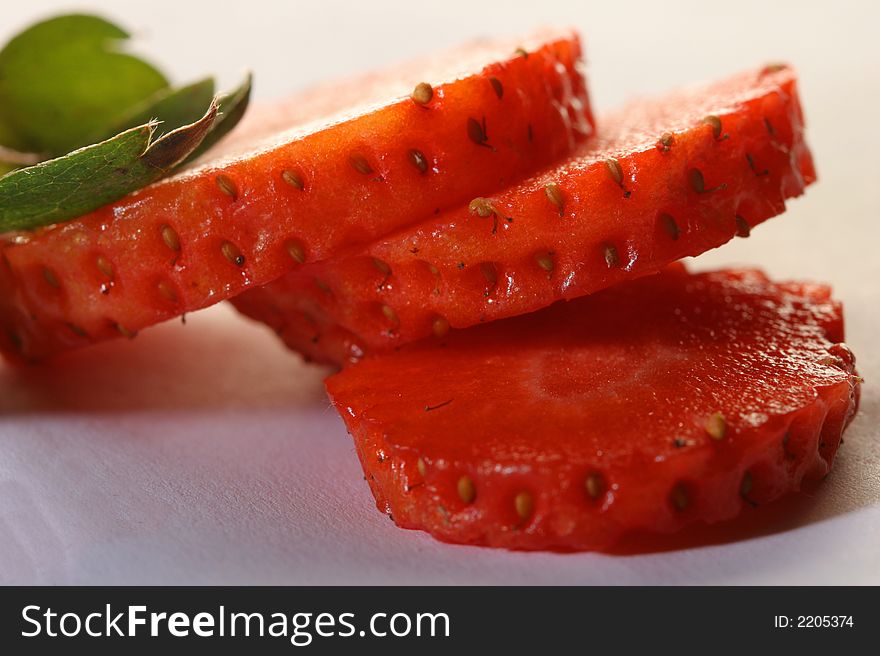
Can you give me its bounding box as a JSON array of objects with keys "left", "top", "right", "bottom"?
[{"left": 1, "top": 0, "right": 878, "bottom": 585}]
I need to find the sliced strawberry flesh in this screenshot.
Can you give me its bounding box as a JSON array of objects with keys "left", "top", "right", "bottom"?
[
  {"left": 326, "top": 266, "right": 860, "bottom": 551},
  {"left": 0, "top": 30, "right": 591, "bottom": 361},
  {"left": 235, "top": 65, "right": 814, "bottom": 364}
]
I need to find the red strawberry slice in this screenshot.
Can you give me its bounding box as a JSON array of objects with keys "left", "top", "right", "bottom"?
[
  {"left": 0, "top": 30, "right": 591, "bottom": 361},
  {"left": 234, "top": 279, "right": 365, "bottom": 366},
  {"left": 326, "top": 266, "right": 860, "bottom": 551},
  {"left": 235, "top": 65, "right": 814, "bottom": 364}
]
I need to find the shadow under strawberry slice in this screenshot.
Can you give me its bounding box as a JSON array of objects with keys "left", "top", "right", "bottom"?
[{"left": 326, "top": 265, "right": 861, "bottom": 552}]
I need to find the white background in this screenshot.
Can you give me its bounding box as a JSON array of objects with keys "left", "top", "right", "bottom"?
[{"left": 1, "top": 0, "right": 878, "bottom": 584}]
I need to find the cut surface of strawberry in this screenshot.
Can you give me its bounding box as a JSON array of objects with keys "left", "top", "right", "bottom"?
[
  {"left": 236, "top": 65, "right": 814, "bottom": 365},
  {"left": 0, "top": 30, "right": 591, "bottom": 361},
  {"left": 326, "top": 266, "right": 860, "bottom": 551}
]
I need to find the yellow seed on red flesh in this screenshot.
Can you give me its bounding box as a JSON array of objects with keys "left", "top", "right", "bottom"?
[
  {"left": 760, "top": 62, "right": 788, "bottom": 76},
  {"left": 605, "top": 158, "right": 624, "bottom": 186},
  {"left": 157, "top": 280, "right": 178, "bottom": 303},
  {"left": 705, "top": 412, "right": 727, "bottom": 440},
  {"left": 544, "top": 183, "right": 564, "bottom": 216},
  {"left": 221, "top": 241, "right": 245, "bottom": 267},
  {"left": 703, "top": 115, "right": 723, "bottom": 140},
  {"left": 432, "top": 315, "right": 450, "bottom": 338},
  {"left": 408, "top": 149, "right": 428, "bottom": 174},
  {"left": 215, "top": 174, "right": 238, "bottom": 200},
  {"left": 285, "top": 240, "right": 307, "bottom": 264},
  {"left": 411, "top": 82, "right": 433, "bottom": 106},
  {"left": 585, "top": 473, "right": 605, "bottom": 500},
  {"left": 468, "top": 197, "right": 494, "bottom": 218},
  {"left": 96, "top": 255, "right": 114, "bottom": 279},
  {"left": 115, "top": 323, "right": 136, "bottom": 339},
  {"left": 372, "top": 258, "right": 391, "bottom": 276},
  {"left": 381, "top": 304, "right": 399, "bottom": 326},
  {"left": 281, "top": 169, "right": 305, "bottom": 190},
  {"left": 604, "top": 244, "right": 620, "bottom": 268},
  {"left": 457, "top": 476, "right": 475, "bottom": 504},
  {"left": 515, "top": 492, "right": 534, "bottom": 520},
  {"left": 349, "top": 154, "right": 374, "bottom": 175},
  {"left": 535, "top": 252, "right": 554, "bottom": 273},
  {"left": 160, "top": 224, "right": 181, "bottom": 252}
]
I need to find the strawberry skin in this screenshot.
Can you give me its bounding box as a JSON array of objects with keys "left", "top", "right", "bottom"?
[
  {"left": 326, "top": 266, "right": 861, "bottom": 551},
  {"left": 235, "top": 65, "right": 814, "bottom": 364},
  {"left": 0, "top": 30, "right": 591, "bottom": 361}
]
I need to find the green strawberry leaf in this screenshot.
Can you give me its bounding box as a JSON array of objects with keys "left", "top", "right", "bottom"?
[
  {"left": 0, "top": 99, "right": 218, "bottom": 233},
  {"left": 0, "top": 14, "right": 169, "bottom": 156},
  {"left": 97, "top": 77, "right": 217, "bottom": 142},
  {"left": 0, "top": 14, "right": 252, "bottom": 233}
]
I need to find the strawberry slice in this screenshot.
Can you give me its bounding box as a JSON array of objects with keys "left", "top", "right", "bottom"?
[
  {"left": 235, "top": 65, "right": 814, "bottom": 364},
  {"left": 0, "top": 30, "right": 591, "bottom": 361},
  {"left": 326, "top": 266, "right": 861, "bottom": 551}
]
